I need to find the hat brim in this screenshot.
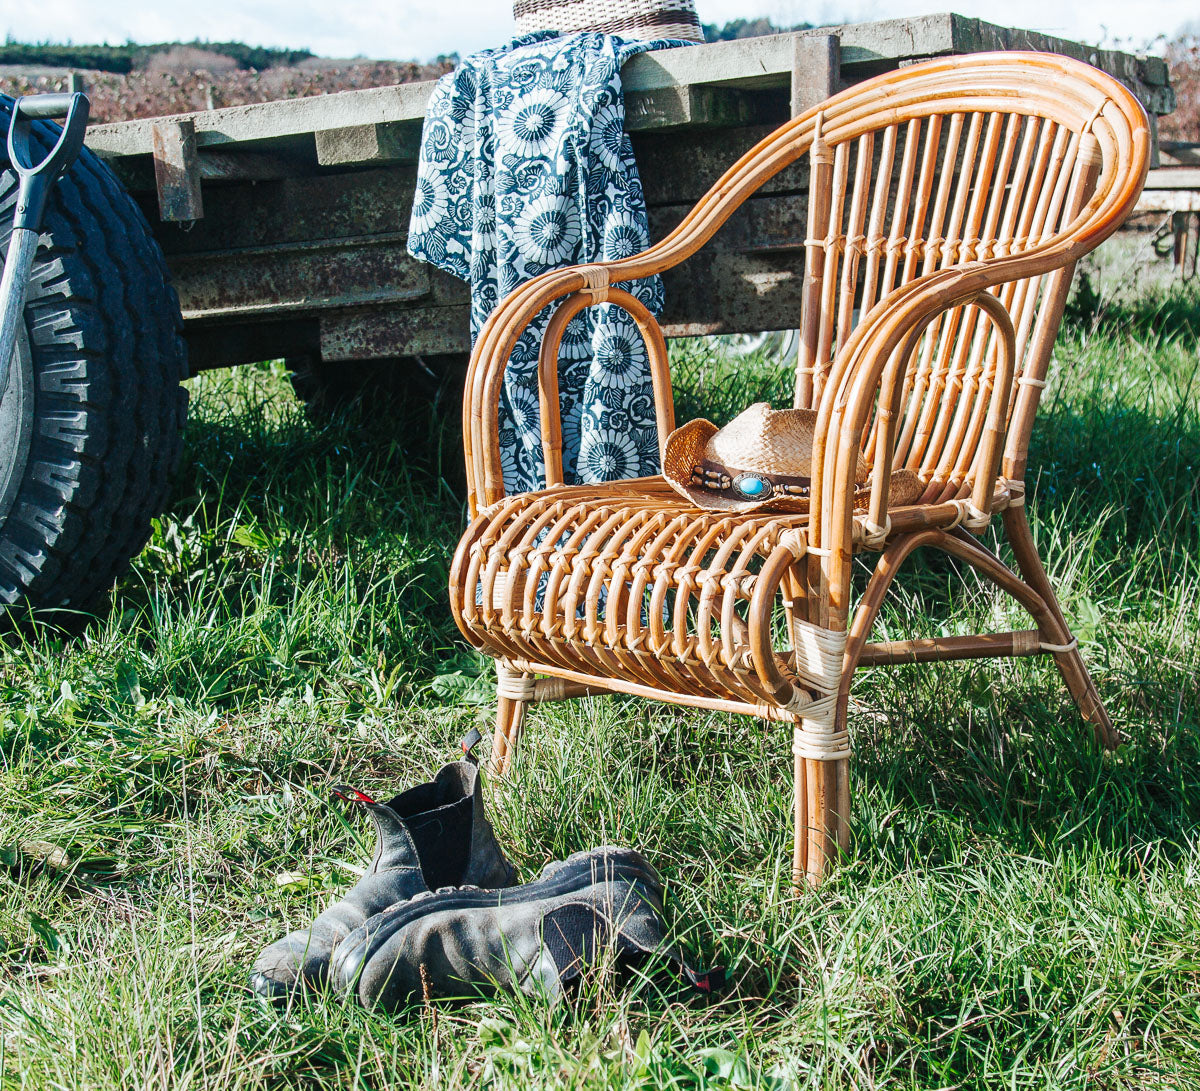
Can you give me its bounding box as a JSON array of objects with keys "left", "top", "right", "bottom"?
[{"left": 662, "top": 417, "right": 925, "bottom": 514}]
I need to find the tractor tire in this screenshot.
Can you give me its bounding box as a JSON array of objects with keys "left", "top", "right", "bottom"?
[{"left": 0, "top": 94, "right": 188, "bottom": 614}]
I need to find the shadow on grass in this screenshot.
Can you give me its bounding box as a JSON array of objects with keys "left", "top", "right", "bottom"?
[
  {"left": 850, "top": 678, "right": 1200, "bottom": 874},
  {"left": 586, "top": 654, "right": 1200, "bottom": 883},
  {"left": 1028, "top": 404, "right": 1200, "bottom": 555}
]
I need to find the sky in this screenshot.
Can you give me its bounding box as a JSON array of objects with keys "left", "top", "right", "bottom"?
[{"left": 1, "top": 0, "right": 1194, "bottom": 60}]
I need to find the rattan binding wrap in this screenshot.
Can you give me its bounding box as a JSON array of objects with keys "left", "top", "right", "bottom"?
[
  {"left": 451, "top": 52, "right": 1151, "bottom": 889},
  {"left": 514, "top": 0, "right": 705, "bottom": 42}
]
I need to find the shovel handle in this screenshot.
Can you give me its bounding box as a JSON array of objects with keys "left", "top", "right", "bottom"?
[
  {"left": 6, "top": 92, "right": 90, "bottom": 231},
  {"left": 13, "top": 94, "right": 77, "bottom": 121}
]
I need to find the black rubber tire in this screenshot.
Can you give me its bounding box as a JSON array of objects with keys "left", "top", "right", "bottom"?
[{"left": 0, "top": 94, "right": 188, "bottom": 613}]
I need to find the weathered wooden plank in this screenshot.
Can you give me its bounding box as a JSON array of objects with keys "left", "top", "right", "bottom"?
[
  {"left": 321, "top": 303, "right": 472, "bottom": 360},
  {"left": 948, "top": 17, "right": 1174, "bottom": 114},
  {"left": 104, "top": 148, "right": 308, "bottom": 193},
  {"left": 86, "top": 15, "right": 1173, "bottom": 166},
  {"left": 147, "top": 168, "right": 417, "bottom": 254},
  {"left": 90, "top": 15, "right": 1175, "bottom": 366},
  {"left": 618, "top": 17, "right": 959, "bottom": 95},
  {"left": 151, "top": 118, "right": 203, "bottom": 222},
  {"left": 651, "top": 191, "right": 809, "bottom": 253},
  {"left": 172, "top": 233, "right": 431, "bottom": 321},
  {"left": 1159, "top": 142, "right": 1200, "bottom": 168},
  {"left": 199, "top": 150, "right": 302, "bottom": 181},
  {"left": 791, "top": 35, "right": 840, "bottom": 117},
  {"left": 625, "top": 86, "right": 753, "bottom": 131},
  {"left": 1144, "top": 168, "right": 1200, "bottom": 190},
  {"left": 314, "top": 121, "right": 421, "bottom": 166},
  {"left": 313, "top": 248, "right": 813, "bottom": 352},
  {"left": 87, "top": 22, "right": 934, "bottom": 161},
  {"left": 87, "top": 82, "right": 435, "bottom": 159},
  {"left": 299, "top": 193, "right": 811, "bottom": 359},
  {"left": 654, "top": 193, "right": 809, "bottom": 335},
  {"left": 632, "top": 124, "right": 807, "bottom": 207},
  {"left": 1136, "top": 191, "right": 1200, "bottom": 213}
]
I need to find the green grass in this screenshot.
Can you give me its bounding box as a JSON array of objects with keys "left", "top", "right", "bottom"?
[{"left": 1, "top": 277, "right": 1199, "bottom": 1089}]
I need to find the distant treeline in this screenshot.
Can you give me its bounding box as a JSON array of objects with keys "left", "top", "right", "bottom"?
[
  {"left": 1, "top": 23, "right": 814, "bottom": 77},
  {"left": 701, "top": 18, "right": 816, "bottom": 41},
  {"left": 0, "top": 39, "right": 315, "bottom": 73}
]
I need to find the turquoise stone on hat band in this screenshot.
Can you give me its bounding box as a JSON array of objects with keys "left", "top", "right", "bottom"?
[{"left": 734, "top": 473, "right": 770, "bottom": 498}]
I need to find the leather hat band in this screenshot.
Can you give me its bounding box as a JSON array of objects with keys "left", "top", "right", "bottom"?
[{"left": 690, "top": 458, "right": 813, "bottom": 502}]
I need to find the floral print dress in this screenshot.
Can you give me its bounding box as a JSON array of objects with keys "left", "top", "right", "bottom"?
[{"left": 408, "top": 31, "right": 688, "bottom": 493}]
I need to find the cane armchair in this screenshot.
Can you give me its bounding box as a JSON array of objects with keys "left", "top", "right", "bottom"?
[{"left": 449, "top": 52, "right": 1150, "bottom": 886}]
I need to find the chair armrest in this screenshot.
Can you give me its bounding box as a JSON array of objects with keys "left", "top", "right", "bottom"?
[
  {"left": 533, "top": 284, "right": 674, "bottom": 490},
  {"left": 745, "top": 271, "right": 1015, "bottom": 712},
  {"left": 464, "top": 262, "right": 674, "bottom": 512},
  {"left": 805, "top": 264, "right": 1020, "bottom": 615},
  {"left": 461, "top": 110, "right": 839, "bottom": 513}
]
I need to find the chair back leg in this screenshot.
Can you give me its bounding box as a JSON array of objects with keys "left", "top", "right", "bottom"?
[{"left": 1002, "top": 508, "right": 1120, "bottom": 749}]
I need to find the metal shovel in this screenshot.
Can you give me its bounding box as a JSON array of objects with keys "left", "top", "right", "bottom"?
[{"left": 0, "top": 93, "right": 90, "bottom": 395}]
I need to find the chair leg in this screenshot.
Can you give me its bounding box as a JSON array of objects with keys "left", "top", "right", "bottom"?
[
  {"left": 792, "top": 750, "right": 808, "bottom": 887},
  {"left": 792, "top": 696, "right": 853, "bottom": 889},
  {"left": 791, "top": 541, "right": 924, "bottom": 890},
  {"left": 833, "top": 692, "right": 852, "bottom": 854},
  {"left": 491, "top": 662, "right": 535, "bottom": 776},
  {"left": 794, "top": 751, "right": 850, "bottom": 889},
  {"left": 491, "top": 694, "right": 528, "bottom": 776},
  {"left": 1002, "top": 508, "right": 1121, "bottom": 750}
]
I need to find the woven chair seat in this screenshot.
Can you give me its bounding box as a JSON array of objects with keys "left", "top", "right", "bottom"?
[
  {"left": 453, "top": 476, "right": 814, "bottom": 718},
  {"left": 451, "top": 474, "right": 1013, "bottom": 720}
]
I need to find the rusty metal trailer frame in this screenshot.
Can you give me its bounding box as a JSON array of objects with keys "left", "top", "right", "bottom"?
[{"left": 83, "top": 14, "right": 1175, "bottom": 377}]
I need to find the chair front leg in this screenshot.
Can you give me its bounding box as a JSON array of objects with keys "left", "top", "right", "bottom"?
[
  {"left": 794, "top": 669, "right": 852, "bottom": 886},
  {"left": 767, "top": 544, "right": 852, "bottom": 889},
  {"left": 792, "top": 606, "right": 853, "bottom": 889},
  {"left": 491, "top": 661, "right": 536, "bottom": 776},
  {"left": 794, "top": 742, "right": 850, "bottom": 888}
]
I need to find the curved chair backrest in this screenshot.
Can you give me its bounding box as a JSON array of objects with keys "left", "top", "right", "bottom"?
[
  {"left": 776, "top": 52, "right": 1150, "bottom": 500},
  {"left": 643, "top": 52, "right": 1149, "bottom": 500}
]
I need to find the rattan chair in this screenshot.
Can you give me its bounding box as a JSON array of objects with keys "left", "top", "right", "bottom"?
[{"left": 449, "top": 52, "right": 1150, "bottom": 886}]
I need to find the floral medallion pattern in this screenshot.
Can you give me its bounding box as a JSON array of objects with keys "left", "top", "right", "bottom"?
[{"left": 409, "top": 31, "right": 687, "bottom": 493}]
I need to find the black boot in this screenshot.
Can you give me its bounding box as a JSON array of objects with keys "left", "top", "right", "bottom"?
[
  {"left": 331, "top": 847, "right": 718, "bottom": 1008},
  {"left": 250, "top": 758, "right": 515, "bottom": 1000}
]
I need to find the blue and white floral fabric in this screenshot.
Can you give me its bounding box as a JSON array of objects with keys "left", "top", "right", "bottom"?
[{"left": 409, "top": 31, "right": 686, "bottom": 493}]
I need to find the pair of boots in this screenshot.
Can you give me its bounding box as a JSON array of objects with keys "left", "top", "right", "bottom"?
[{"left": 251, "top": 745, "right": 712, "bottom": 1008}]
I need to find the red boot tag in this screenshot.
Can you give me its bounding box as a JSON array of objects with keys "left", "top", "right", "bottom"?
[{"left": 331, "top": 785, "right": 378, "bottom": 805}]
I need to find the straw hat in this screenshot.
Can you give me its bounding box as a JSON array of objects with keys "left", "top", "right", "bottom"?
[
  {"left": 514, "top": 0, "right": 706, "bottom": 42},
  {"left": 662, "top": 402, "right": 924, "bottom": 513}
]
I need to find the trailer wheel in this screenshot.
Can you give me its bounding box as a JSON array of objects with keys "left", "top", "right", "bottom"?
[{"left": 0, "top": 95, "right": 188, "bottom": 615}]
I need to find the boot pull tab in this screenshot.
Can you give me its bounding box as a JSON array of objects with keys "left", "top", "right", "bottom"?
[
  {"left": 459, "top": 728, "right": 483, "bottom": 765},
  {"left": 682, "top": 964, "right": 726, "bottom": 994},
  {"left": 332, "top": 785, "right": 378, "bottom": 805}
]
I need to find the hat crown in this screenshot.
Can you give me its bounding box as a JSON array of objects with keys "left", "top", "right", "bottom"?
[
  {"left": 704, "top": 402, "right": 867, "bottom": 481},
  {"left": 513, "top": 0, "right": 706, "bottom": 42},
  {"left": 661, "top": 402, "right": 924, "bottom": 513}
]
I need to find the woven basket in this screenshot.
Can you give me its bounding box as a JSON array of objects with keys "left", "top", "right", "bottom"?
[{"left": 514, "top": 0, "right": 705, "bottom": 42}]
